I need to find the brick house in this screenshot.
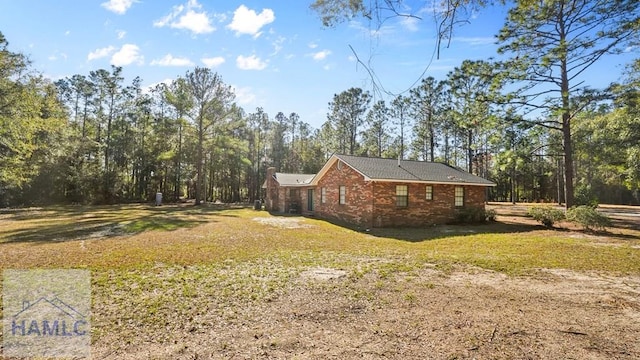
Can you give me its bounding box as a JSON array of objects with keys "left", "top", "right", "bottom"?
[
  {"left": 263, "top": 154, "right": 496, "bottom": 227},
  {"left": 262, "top": 170, "right": 315, "bottom": 213}
]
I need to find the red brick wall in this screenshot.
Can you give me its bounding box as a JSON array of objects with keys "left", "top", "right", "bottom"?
[
  {"left": 264, "top": 167, "right": 304, "bottom": 213},
  {"left": 300, "top": 187, "right": 321, "bottom": 215},
  {"left": 371, "top": 182, "right": 486, "bottom": 227},
  {"left": 314, "top": 160, "right": 374, "bottom": 227},
  {"left": 264, "top": 167, "right": 279, "bottom": 211}
]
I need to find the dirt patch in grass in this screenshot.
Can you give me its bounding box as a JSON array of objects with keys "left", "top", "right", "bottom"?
[
  {"left": 252, "top": 217, "right": 313, "bottom": 229},
  {"left": 300, "top": 267, "right": 347, "bottom": 280}
]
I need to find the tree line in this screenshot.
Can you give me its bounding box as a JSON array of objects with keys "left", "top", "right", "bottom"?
[
  {"left": 1, "top": 0, "right": 639, "bottom": 208},
  {"left": 0, "top": 32, "right": 328, "bottom": 206}
]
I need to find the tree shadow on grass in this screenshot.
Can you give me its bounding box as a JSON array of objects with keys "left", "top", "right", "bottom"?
[
  {"left": 365, "top": 221, "right": 544, "bottom": 243},
  {"left": 0, "top": 203, "right": 238, "bottom": 244},
  {"left": 366, "top": 219, "right": 640, "bottom": 243},
  {"left": 284, "top": 213, "right": 545, "bottom": 243}
]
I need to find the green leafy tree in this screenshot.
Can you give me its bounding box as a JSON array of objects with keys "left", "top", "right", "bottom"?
[
  {"left": 164, "top": 78, "right": 194, "bottom": 200},
  {"left": 0, "top": 33, "right": 67, "bottom": 205},
  {"left": 390, "top": 95, "right": 412, "bottom": 159},
  {"left": 247, "top": 107, "right": 270, "bottom": 201},
  {"left": 409, "top": 76, "right": 446, "bottom": 162},
  {"left": 362, "top": 100, "right": 391, "bottom": 157},
  {"left": 447, "top": 60, "right": 501, "bottom": 172},
  {"left": 183, "top": 67, "right": 235, "bottom": 205},
  {"left": 326, "top": 87, "right": 371, "bottom": 155},
  {"left": 497, "top": 0, "right": 640, "bottom": 208},
  {"left": 271, "top": 112, "right": 288, "bottom": 170}
]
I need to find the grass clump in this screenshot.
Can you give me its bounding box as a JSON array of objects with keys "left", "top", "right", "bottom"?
[
  {"left": 566, "top": 206, "right": 611, "bottom": 231},
  {"left": 527, "top": 206, "right": 565, "bottom": 228}
]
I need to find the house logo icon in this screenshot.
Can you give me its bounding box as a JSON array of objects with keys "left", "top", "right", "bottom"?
[
  {"left": 11, "top": 296, "right": 88, "bottom": 337},
  {"left": 3, "top": 269, "right": 91, "bottom": 358}
]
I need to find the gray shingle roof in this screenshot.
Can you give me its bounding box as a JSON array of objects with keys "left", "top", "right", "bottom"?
[
  {"left": 274, "top": 173, "right": 315, "bottom": 186},
  {"left": 335, "top": 154, "right": 495, "bottom": 186}
]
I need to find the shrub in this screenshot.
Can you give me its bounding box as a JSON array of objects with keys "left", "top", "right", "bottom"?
[
  {"left": 566, "top": 206, "right": 611, "bottom": 231},
  {"left": 527, "top": 206, "right": 565, "bottom": 228},
  {"left": 454, "top": 207, "right": 496, "bottom": 224},
  {"left": 485, "top": 209, "right": 497, "bottom": 222},
  {"left": 574, "top": 184, "right": 599, "bottom": 207}
]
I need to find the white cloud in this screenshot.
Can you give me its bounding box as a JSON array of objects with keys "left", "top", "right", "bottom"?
[
  {"left": 151, "top": 54, "right": 194, "bottom": 67},
  {"left": 111, "top": 44, "right": 144, "bottom": 66},
  {"left": 173, "top": 10, "right": 214, "bottom": 34},
  {"left": 154, "top": 0, "right": 215, "bottom": 35},
  {"left": 64, "top": 30, "right": 71, "bottom": 36},
  {"left": 308, "top": 42, "right": 318, "bottom": 49},
  {"left": 312, "top": 50, "right": 331, "bottom": 61},
  {"left": 101, "top": 0, "right": 136, "bottom": 15},
  {"left": 227, "top": 5, "right": 275, "bottom": 38},
  {"left": 456, "top": 37, "right": 495, "bottom": 46},
  {"left": 400, "top": 16, "right": 419, "bottom": 32},
  {"left": 143, "top": 78, "right": 173, "bottom": 94},
  {"left": 202, "top": 56, "right": 225, "bottom": 67},
  {"left": 232, "top": 86, "right": 256, "bottom": 105},
  {"left": 117, "top": 30, "right": 127, "bottom": 39},
  {"left": 271, "top": 36, "right": 286, "bottom": 55},
  {"left": 154, "top": 4, "right": 184, "bottom": 27},
  {"left": 349, "top": 21, "right": 395, "bottom": 37},
  {"left": 236, "top": 55, "right": 267, "bottom": 70},
  {"left": 88, "top": 46, "right": 116, "bottom": 61}
]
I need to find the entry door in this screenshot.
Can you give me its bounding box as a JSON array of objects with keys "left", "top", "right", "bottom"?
[{"left": 307, "top": 189, "right": 314, "bottom": 211}]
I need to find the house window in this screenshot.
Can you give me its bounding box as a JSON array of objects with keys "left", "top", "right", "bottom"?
[
  {"left": 454, "top": 187, "right": 464, "bottom": 207},
  {"left": 396, "top": 185, "right": 408, "bottom": 207},
  {"left": 321, "top": 187, "right": 326, "bottom": 203},
  {"left": 289, "top": 188, "right": 299, "bottom": 198},
  {"left": 339, "top": 186, "right": 346, "bottom": 205},
  {"left": 425, "top": 185, "right": 433, "bottom": 200}
]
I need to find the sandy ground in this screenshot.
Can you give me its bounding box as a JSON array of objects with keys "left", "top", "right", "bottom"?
[
  {"left": 3, "top": 206, "right": 639, "bottom": 359},
  {"left": 92, "top": 262, "right": 640, "bottom": 359}
]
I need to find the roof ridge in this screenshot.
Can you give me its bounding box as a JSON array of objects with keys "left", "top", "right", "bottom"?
[
  {"left": 275, "top": 172, "right": 315, "bottom": 175},
  {"left": 337, "top": 153, "right": 443, "bottom": 164}
]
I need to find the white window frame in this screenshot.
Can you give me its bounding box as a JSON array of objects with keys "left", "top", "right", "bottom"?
[
  {"left": 321, "top": 187, "right": 326, "bottom": 203},
  {"left": 425, "top": 185, "right": 433, "bottom": 200},
  {"left": 339, "top": 185, "right": 346, "bottom": 205},
  {"left": 396, "top": 185, "right": 408, "bottom": 207},
  {"left": 454, "top": 186, "right": 464, "bottom": 207}
]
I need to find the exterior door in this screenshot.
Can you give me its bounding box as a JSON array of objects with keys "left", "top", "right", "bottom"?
[{"left": 307, "top": 189, "right": 314, "bottom": 212}]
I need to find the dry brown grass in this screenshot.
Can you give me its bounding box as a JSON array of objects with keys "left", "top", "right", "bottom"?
[{"left": 1, "top": 203, "right": 639, "bottom": 359}]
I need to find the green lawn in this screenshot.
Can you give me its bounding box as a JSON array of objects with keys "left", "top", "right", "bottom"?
[{"left": 1, "top": 204, "right": 638, "bottom": 273}]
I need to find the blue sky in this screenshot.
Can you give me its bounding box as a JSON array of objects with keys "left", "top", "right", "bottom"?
[{"left": 0, "top": 0, "right": 634, "bottom": 128}]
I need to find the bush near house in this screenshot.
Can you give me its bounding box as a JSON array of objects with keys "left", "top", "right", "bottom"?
[
  {"left": 527, "top": 206, "right": 565, "bottom": 228},
  {"left": 454, "top": 207, "right": 497, "bottom": 224},
  {"left": 566, "top": 206, "right": 612, "bottom": 231}
]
